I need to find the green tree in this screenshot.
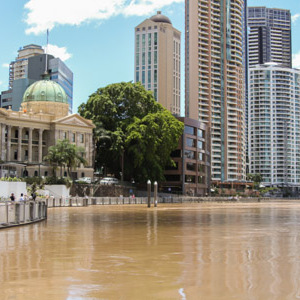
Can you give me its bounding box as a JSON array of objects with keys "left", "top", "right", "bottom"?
[
  {"left": 79, "top": 82, "right": 184, "bottom": 183},
  {"left": 247, "top": 173, "right": 263, "bottom": 189},
  {"left": 44, "top": 139, "right": 87, "bottom": 178}
]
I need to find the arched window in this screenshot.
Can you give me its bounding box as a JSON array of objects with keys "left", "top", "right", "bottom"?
[{"left": 34, "top": 171, "right": 38, "bottom": 177}]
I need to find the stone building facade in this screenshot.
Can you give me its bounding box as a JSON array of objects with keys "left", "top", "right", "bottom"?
[{"left": 0, "top": 79, "right": 94, "bottom": 178}]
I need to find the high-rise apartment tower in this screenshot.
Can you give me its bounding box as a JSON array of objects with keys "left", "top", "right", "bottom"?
[
  {"left": 185, "top": 0, "right": 246, "bottom": 182},
  {"left": 249, "top": 63, "right": 300, "bottom": 188},
  {"left": 2, "top": 44, "right": 73, "bottom": 113},
  {"left": 135, "top": 11, "right": 181, "bottom": 115},
  {"left": 248, "top": 7, "right": 291, "bottom": 68}
]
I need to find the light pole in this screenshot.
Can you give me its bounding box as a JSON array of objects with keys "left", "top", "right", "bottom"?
[
  {"left": 154, "top": 181, "right": 158, "bottom": 207},
  {"left": 147, "top": 180, "right": 151, "bottom": 208}
]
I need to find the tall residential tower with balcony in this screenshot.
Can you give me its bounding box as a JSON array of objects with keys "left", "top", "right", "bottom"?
[
  {"left": 248, "top": 7, "right": 291, "bottom": 68},
  {"left": 185, "top": 0, "right": 246, "bottom": 183},
  {"left": 248, "top": 63, "right": 300, "bottom": 189},
  {"left": 1, "top": 44, "right": 73, "bottom": 113},
  {"left": 134, "top": 11, "right": 181, "bottom": 115}
]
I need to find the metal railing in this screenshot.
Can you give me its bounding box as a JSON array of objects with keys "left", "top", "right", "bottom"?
[{"left": 0, "top": 200, "right": 47, "bottom": 228}]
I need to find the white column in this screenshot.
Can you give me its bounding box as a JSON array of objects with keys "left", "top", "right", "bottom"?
[
  {"left": 6, "top": 125, "right": 11, "bottom": 161},
  {"left": 28, "top": 128, "right": 33, "bottom": 163},
  {"left": 38, "top": 129, "right": 44, "bottom": 163},
  {"left": 1, "top": 124, "right": 5, "bottom": 161},
  {"left": 89, "top": 133, "right": 93, "bottom": 166},
  {"left": 17, "top": 126, "right": 23, "bottom": 161}
]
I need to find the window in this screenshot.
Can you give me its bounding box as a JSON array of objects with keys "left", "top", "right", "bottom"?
[
  {"left": 198, "top": 129, "right": 203, "bottom": 138},
  {"left": 184, "top": 150, "right": 195, "bottom": 159},
  {"left": 184, "top": 125, "right": 194, "bottom": 135},
  {"left": 34, "top": 171, "right": 38, "bottom": 176},
  {"left": 44, "top": 171, "right": 48, "bottom": 177},
  {"left": 72, "top": 133, "right": 75, "bottom": 142},
  {"left": 185, "top": 175, "right": 195, "bottom": 183},
  {"left": 197, "top": 140, "right": 203, "bottom": 149},
  {"left": 165, "top": 174, "right": 180, "bottom": 182},
  {"left": 186, "top": 138, "right": 195, "bottom": 147},
  {"left": 165, "top": 162, "right": 178, "bottom": 170},
  {"left": 154, "top": 32, "right": 157, "bottom": 46},
  {"left": 14, "top": 150, "right": 17, "bottom": 160},
  {"left": 80, "top": 134, "right": 84, "bottom": 143},
  {"left": 186, "top": 162, "right": 196, "bottom": 171},
  {"left": 171, "top": 149, "right": 181, "bottom": 158},
  {"left": 154, "top": 51, "right": 157, "bottom": 64}
]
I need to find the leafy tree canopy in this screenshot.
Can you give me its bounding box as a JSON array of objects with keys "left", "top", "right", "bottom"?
[{"left": 78, "top": 82, "right": 184, "bottom": 183}]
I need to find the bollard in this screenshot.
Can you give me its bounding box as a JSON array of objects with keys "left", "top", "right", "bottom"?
[
  {"left": 69, "top": 197, "right": 73, "bottom": 207},
  {"left": 5, "top": 202, "right": 9, "bottom": 224},
  {"left": 154, "top": 181, "right": 158, "bottom": 207},
  {"left": 15, "top": 203, "right": 21, "bottom": 223},
  {"left": 53, "top": 197, "right": 55, "bottom": 207},
  {"left": 92, "top": 198, "right": 96, "bottom": 205},
  {"left": 59, "top": 198, "right": 62, "bottom": 207},
  {"left": 147, "top": 180, "right": 151, "bottom": 208},
  {"left": 30, "top": 202, "right": 34, "bottom": 220}
]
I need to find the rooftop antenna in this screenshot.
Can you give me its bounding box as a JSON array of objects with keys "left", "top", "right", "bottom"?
[
  {"left": 43, "top": 29, "right": 50, "bottom": 79},
  {"left": 46, "top": 29, "right": 49, "bottom": 71}
]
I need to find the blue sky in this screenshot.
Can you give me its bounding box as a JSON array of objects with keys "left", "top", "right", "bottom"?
[{"left": 1, "top": 0, "right": 300, "bottom": 114}]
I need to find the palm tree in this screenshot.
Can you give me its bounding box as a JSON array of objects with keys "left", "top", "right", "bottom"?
[
  {"left": 44, "top": 145, "right": 63, "bottom": 177},
  {"left": 44, "top": 139, "right": 87, "bottom": 178},
  {"left": 64, "top": 142, "right": 87, "bottom": 177}
]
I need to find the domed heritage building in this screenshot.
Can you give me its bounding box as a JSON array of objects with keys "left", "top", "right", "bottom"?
[{"left": 0, "top": 78, "right": 95, "bottom": 178}]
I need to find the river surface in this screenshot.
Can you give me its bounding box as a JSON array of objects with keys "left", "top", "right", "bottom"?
[{"left": 1, "top": 201, "right": 300, "bottom": 300}]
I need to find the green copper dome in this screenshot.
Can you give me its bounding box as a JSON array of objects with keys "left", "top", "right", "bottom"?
[{"left": 22, "top": 80, "right": 68, "bottom": 104}]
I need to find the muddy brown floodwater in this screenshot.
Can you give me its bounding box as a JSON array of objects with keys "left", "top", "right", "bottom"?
[{"left": 1, "top": 202, "right": 300, "bottom": 299}]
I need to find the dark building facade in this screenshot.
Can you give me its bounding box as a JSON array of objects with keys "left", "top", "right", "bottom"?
[{"left": 161, "top": 117, "right": 210, "bottom": 196}]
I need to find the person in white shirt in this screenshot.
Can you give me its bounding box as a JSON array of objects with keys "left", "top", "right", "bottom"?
[{"left": 19, "top": 193, "right": 25, "bottom": 201}]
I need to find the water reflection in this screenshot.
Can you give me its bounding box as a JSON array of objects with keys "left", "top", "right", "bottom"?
[{"left": 1, "top": 203, "right": 300, "bottom": 299}]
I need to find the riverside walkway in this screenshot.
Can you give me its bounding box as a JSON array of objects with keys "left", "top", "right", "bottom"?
[{"left": 0, "top": 200, "right": 47, "bottom": 228}]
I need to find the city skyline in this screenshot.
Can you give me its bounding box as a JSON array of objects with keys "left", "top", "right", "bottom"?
[{"left": 1, "top": 0, "right": 300, "bottom": 114}]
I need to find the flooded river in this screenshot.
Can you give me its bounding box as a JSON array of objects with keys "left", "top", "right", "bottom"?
[{"left": 1, "top": 201, "right": 300, "bottom": 299}]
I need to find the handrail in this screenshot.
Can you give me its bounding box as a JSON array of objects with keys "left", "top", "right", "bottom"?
[{"left": 0, "top": 200, "right": 47, "bottom": 228}]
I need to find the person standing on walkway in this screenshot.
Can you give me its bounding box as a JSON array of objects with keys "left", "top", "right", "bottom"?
[
  {"left": 31, "top": 192, "right": 37, "bottom": 201},
  {"left": 19, "top": 193, "right": 24, "bottom": 201},
  {"left": 10, "top": 193, "right": 15, "bottom": 202}
]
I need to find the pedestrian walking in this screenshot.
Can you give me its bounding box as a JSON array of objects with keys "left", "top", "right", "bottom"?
[{"left": 19, "top": 193, "right": 24, "bottom": 201}]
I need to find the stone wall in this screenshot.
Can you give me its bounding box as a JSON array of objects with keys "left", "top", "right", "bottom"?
[{"left": 70, "top": 184, "right": 135, "bottom": 197}]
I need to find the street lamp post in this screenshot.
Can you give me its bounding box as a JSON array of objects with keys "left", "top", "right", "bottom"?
[
  {"left": 147, "top": 180, "right": 151, "bottom": 208},
  {"left": 154, "top": 181, "right": 158, "bottom": 207}
]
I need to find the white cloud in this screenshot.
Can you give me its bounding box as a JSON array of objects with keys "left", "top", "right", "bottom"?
[
  {"left": 24, "top": 0, "right": 183, "bottom": 35},
  {"left": 292, "top": 13, "right": 300, "bottom": 23},
  {"left": 293, "top": 52, "right": 300, "bottom": 69},
  {"left": 2, "top": 63, "right": 9, "bottom": 68},
  {"left": 0, "top": 81, "right": 3, "bottom": 86},
  {"left": 43, "top": 44, "right": 72, "bottom": 61}
]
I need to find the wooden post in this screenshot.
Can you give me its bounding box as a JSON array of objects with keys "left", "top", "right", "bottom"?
[{"left": 147, "top": 180, "right": 151, "bottom": 208}]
